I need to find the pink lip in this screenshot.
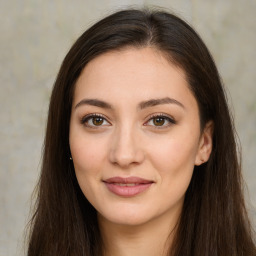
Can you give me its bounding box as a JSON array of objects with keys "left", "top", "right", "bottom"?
[{"left": 103, "top": 176, "right": 154, "bottom": 197}]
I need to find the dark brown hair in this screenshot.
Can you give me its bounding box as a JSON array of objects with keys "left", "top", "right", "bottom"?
[{"left": 27, "top": 8, "right": 256, "bottom": 256}]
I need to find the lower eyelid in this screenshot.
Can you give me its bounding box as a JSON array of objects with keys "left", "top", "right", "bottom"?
[
  {"left": 80, "top": 114, "right": 110, "bottom": 125},
  {"left": 145, "top": 115, "right": 176, "bottom": 126},
  {"left": 80, "top": 113, "right": 175, "bottom": 128}
]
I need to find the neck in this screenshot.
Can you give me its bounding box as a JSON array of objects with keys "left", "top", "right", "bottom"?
[{"left": 98, "top": 211, "right": 179, "bottom": 256}]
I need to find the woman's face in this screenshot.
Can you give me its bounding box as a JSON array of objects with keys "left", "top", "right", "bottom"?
[{"left": 69, "top": 47, "right": 212, "bottom": 227}]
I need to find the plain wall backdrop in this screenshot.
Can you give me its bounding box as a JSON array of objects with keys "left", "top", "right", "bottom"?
[{"left": 0, "top": 0, "right": 255, "bottom": 255}]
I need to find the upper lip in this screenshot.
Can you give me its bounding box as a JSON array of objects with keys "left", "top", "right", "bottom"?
[{"left": 103, "top": 176, "right": 154, "bottom": 184}]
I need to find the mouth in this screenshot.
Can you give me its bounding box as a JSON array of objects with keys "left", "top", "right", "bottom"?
[{"left": 103, "top": 176, "right": 154, "bottom": 197}]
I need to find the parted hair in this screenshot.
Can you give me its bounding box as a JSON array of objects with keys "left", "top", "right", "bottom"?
[{"left": 27, "top": 8, "right": 256, "bottom": 256}]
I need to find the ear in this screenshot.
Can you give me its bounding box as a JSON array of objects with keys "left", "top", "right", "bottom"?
[{"left": 195, "top": 121, "right": 214, "bottom": 166}]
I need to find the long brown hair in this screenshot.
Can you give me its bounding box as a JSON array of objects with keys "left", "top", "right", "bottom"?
[{"left": 27, "top": 8, "right": 256, "bottom": 256}]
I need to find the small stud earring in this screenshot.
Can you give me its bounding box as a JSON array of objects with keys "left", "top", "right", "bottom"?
[{"left": 70, "top": 156, "right": 72, "bottom": 160}]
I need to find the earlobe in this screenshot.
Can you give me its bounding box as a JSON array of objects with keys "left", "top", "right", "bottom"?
[{"left": 195, "top": 121, "right": 214, "bottom": 166}]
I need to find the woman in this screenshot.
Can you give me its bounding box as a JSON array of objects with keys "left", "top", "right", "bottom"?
[{"left": 27, "top": 8, "right": 256, "bottom": 256}]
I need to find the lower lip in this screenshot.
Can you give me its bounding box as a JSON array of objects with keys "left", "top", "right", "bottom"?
[{"left": 104, "top": 182, "right": 153, "bottom": 197}]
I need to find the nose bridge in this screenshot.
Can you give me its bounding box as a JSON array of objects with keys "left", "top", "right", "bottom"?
[{"left": 109, "top": 122, "right": 144, "bottom": 167}]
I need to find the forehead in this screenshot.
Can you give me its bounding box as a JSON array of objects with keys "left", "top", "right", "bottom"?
[{"left": 73, "top": 47, "right": 197, "bottom": 110}]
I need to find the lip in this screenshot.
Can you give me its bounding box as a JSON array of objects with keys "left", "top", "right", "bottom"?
[{"left": 103, "top": 176, "right": 154, "bottom": 197}]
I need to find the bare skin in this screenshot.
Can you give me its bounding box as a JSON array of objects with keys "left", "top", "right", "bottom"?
[
  {"left": 69, "top": 47, "right": 213, "bottom": 256},
  {"left": 98, "top": 204, "right": 178, "bottom": 256}
]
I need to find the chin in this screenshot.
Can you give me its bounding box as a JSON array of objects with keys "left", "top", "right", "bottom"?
[
  {"left": 104, "top": 216, "right": 151, "bottom": 227},
  {"left": 98, "top": 207, "right": 153, "bottom": 227}
]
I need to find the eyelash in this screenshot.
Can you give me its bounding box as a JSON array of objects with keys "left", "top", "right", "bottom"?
[
  {"left": 80, "top": 113, "right": 176, "bottom": 128},
  {"left": 144, "top": 114, "right": 176, "bottom": 128},
  {"left": 80, "top": 113, "right": 111, "bottom": 128}
]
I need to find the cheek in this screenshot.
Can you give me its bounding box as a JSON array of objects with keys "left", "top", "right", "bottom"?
[
  {"left": 69, "top": 134, "right": 109, "bottom": 199},
  {"left": 70, "top": 136, "right": 107, "bottom": 201},
  {"left": 150, "top": 136, "right": 198, "bottom": 172},
  {"left": 148, "top": 135, "right": 198, "bottom": 196},
  {"left": 70, "top": 135, "right": 107, "bottom": 173}
]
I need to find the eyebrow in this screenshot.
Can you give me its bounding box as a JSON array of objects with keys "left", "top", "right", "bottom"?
[
  {"left": 74, "top": 97, "right": 185, "bottom": 110},
  {"left": 75, "top": 99, "right": 112, "bottom": 109},
  {"left": 139, "top": 97, "right": 185, "bottom": 110}
]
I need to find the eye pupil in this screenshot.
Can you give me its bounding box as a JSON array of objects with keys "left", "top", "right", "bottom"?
[
  {"left": 93, "top": 117, "right": 104, "bottom": 126},
  {"left": 153, "top": 117, "right": 165, "bottom": 126}
]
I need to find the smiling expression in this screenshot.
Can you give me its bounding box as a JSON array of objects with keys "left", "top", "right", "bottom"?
[{"left": 69, "top": 47, "right": 212, "bottom": 227}]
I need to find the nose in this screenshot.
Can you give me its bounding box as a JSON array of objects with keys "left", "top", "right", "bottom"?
[{"left": 109, "top": 126, "right": 145, "bottom": 168}]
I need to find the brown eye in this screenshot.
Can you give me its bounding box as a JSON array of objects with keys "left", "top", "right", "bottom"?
[
  {"left": 92, "top": 117, "right": 104, "bottom": 126},
  {"left": 145, "top": 114, "right": 176, "bottom": 128},
  {"left": 153, "top": 117, "right": 165, "bottom": 126},
  {"left": 81, "top": 114, "right": 110, "bottom": 127}
]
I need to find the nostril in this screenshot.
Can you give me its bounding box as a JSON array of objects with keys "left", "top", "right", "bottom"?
[
  {"left": 109, "top": 148, "right": 145, "bottom": 167},
  {"left": 108, "top": 130, "right": 145, "bottom": 166}
]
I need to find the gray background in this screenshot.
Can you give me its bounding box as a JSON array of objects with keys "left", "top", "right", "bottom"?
[{"left": 0, "top": 0, "right": 255, "bottom": 255}]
